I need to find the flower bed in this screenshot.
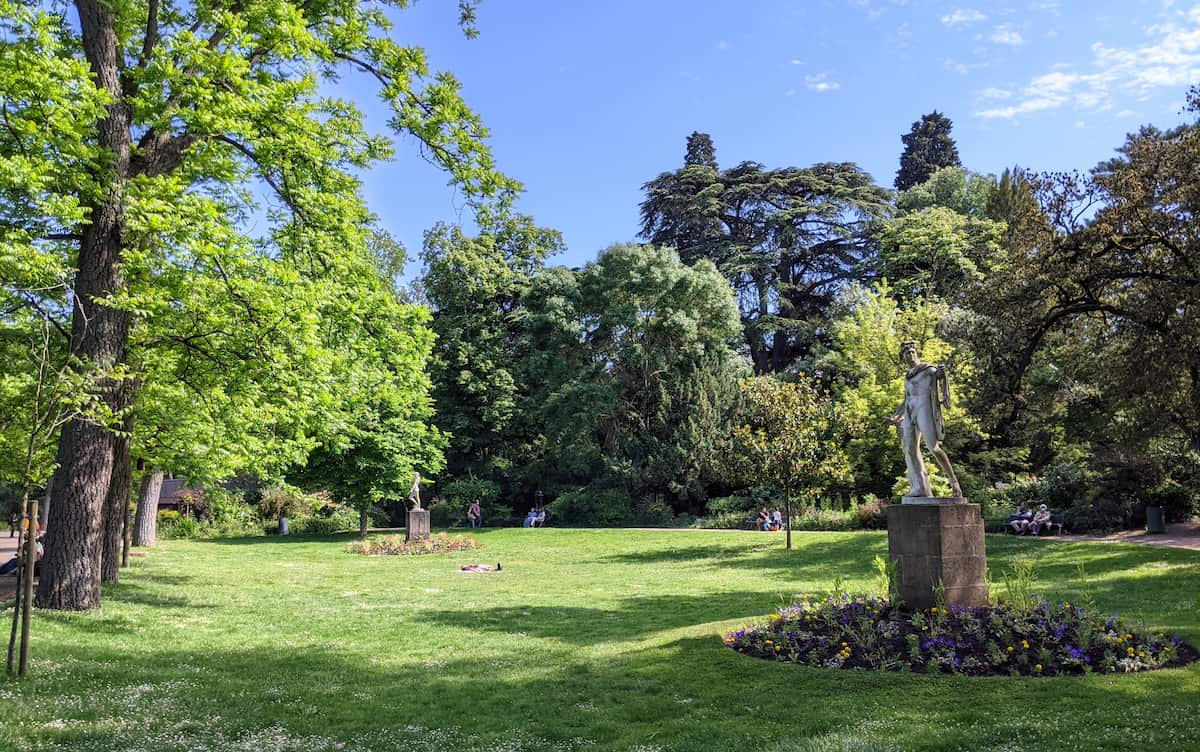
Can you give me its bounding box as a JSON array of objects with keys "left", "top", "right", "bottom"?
[
  {"left": 724, "top": 593, "right": 1197, "bottom": 676},
  {"left": 347, "top": 532, "right": 484, "bottom": 556}
]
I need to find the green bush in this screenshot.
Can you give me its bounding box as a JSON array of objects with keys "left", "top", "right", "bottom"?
[
  {"left": 855, "top": 496, "right": 888, "bottom": 529},
  {"left": 706, "top": 495, "right": 755, "bottom": 516},
  {"left": 549, "top": 487, "right": 634, "bottom": 526},
  {"left": 161, "top": 516, "right": 199, "bottom": 539},
  {"left": 289, "top": 507, "right": 360, "bottom": 535},
  {"left": 427, "top": 500, "right": 453, "bottom": 528},
  {"left": 441, "top": 476, "right": 500, "bottom": 521},
  {"left": 157, "top": 509, "right": 181, "bottom": 523},
  {"left": 695, "top": 511, "right": 750, "bottom": 529},
  {"left": 258, "top": 485, "right": 312, "bottom": 520}
]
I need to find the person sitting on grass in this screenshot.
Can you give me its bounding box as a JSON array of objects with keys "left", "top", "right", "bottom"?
[
  {"left": 1029, "top": 504, "right": 1053, "bottom": 535},
  {"left": 1008, "top": 502, "right": 1033, "bottom": 534}
]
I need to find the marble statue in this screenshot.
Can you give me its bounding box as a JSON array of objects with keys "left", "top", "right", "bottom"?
[
  {"left": 408, "top": 472, "right": 422, "bottom": 510},
  {"left": 888, "top": 341, "right": 963, "bottom": 498}
]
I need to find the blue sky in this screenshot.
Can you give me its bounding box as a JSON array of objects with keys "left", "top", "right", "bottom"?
[{"left": 348, "top": 0, "right": 1200, "bottom": 270}]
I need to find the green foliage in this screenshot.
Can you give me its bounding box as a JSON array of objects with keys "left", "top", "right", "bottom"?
[
  {"left": 528, "top": 244, "right": 746, "bottom": 513},
  {"left": 872, "top": 554, "right": 900, "bottom": 603},
  {"left": 548, "top": 488, "right": 634, "bottom": 527},
  {"left": 730, "top": 376, "right": 858, "bottom": 544},
  {"left": 705, "top": 495, "right": 756, "bottom": 516},
  {"left": 160, "top": 516, "right": 199, "bottom": 540},
  {"left": 258, "top": 486, "right": 312, "bottom": 520},
  {"left": 440, "top": 476, "right": 501, "bottom": 521},
  {"left": 819, "top": 284, "right": 976, "bottom": 499},
  {"left": 427, "top": 500, "right": 454, "bottom": 528},
  {"left": 895, "top": 111, "right": 962, "bottom": 191},
  {"left": 422, "top": 215, "right": 563, "bottom": 493},
  {"left": 641, "top": 137, "right": 891, "bottom": 371},
  {"left": 875, "top": 205, "right": 1003, "bottom": 301},
  {"left": 1001, "top": 558, "right": 1040, "bottom": 614},
  {"left": 289, "top": 508, "right": 360, "bottom": 536}
]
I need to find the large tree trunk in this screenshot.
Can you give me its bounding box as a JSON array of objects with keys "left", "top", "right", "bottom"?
[
  {"left": 133, "top": 471, "right": 164, "bottom": 547},
  {"left": 101, "top": 385, "right": 135, "bottom": 583},
  {"left": 36, "top": 0, "right": 132, "bottom": 611}
]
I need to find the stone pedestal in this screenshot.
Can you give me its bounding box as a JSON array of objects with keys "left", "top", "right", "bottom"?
[
  {"left": 887, "top": 498, "right": 988, "bottom": 610},
  {"left": 406, "top": 509, "right": 430, "bottom": 542}
]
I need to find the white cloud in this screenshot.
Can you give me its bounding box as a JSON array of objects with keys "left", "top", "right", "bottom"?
[
  {"left": 944, "top": 57, "right": 985, "bottom": 75},
  {"left": 977, "top": 8, "right": 1200, "bottom": 119},
  {"left": 805, "top": 73, "right": 841, "bottom": 92},
  {"left": 980, "top": 87, "right": 1013, "bottom": 99},
  {"left": 941, "top": 8, "right": 987, "bottom": 27},
  {"left": 790, "top": 59, "right": 803, "bottom": 65},
  {"left": 716, "top": 40, "right": 729, "bottom": 50},
  {"left": 991, "top": 25, "right": 1025, "bottom": 46}
]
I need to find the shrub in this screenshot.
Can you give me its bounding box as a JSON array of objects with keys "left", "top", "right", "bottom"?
[
  {"left": 205, "top": 487, "right": 260, "bottom": 528},
  {"left": 258, "top": 486, "right": 312, "bottom": 520},
  {"left": 706, "top": 495, "right": 755, "bottom": 516},
  {"left": 157, "top": 509, "right": 181, "bottom": 523},
  {"left": 856, "top": 496, "right": 888, "bottom": 529},
  {"left": 427, "top": 500, "right": 453, "bottom": 528},
  {"left": 347, "top": 532, "right": 484, "bottom": 556},
  {"left": 694, "top": 511, "right": 749, "bottom": 529},
  {"left": 725, "top": 593, "right": 1196, "bottom": 676},
  {"left": 289, "top": 507, "right": 360, "bottom": 535},
  {"left": 441, "top": 476, "right": 501, "bottom": 521},
  {"left": 161, "top": 516, "right": 199, "bottom": 539},
  {"left": 549, "top": 487, "right": 634, "bottom": 526}
]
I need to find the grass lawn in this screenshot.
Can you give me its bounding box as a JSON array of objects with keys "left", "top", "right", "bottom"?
[{"left": 0, "top": 529, "right": 1197, "bottom": 751}]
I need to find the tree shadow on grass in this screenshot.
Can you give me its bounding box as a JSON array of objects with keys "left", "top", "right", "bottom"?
[{"left": 411, "top": 590, "right": 786, "bottom": 645}]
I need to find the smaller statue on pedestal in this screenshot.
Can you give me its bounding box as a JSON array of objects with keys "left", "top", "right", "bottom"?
[
  {"left": 408, "top": 472, "right": 422, "bottom": 510},
  {"left": 888, "top": 341, "right": 963, "bottom": 499}
]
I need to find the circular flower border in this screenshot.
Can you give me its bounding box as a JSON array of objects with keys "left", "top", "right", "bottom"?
[{"left": 724, "top": 594, "right": 1198, "bottom": 676}]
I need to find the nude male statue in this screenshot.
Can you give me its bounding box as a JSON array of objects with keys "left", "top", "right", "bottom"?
[{"left": 888, "top": 341, "right": 963, "bottom": 499}]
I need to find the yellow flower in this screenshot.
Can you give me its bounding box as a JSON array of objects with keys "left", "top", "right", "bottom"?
[
  {"left": 1034, "top": 664, "right": 1043, "bottom": 672},
  {"left": 1138, "top": 651, "right": 1146, "bottom": 658},
  {"left": 765, "top": 640, "right": 774, "bottom": 645},
  {"left": 1127, "top": 647, "right": 1135, "bottom": 656},
  {"left": 1006, "top": 646, "right": 1014, "bottom": 653},
  {"left": 775, "top": 646, "right": 781, "bottom": 652},
  {"left": 1022, "top": 640, "right": 1030, "bottom": 649}
]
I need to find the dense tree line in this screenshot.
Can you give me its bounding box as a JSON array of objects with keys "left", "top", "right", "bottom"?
[{"left": 424, "top": 107, "right": 1200, "bottom": 530}]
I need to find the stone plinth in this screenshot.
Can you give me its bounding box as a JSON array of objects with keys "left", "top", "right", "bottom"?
[
  {"left": 406, "top": 509, "right": 430, "bottom": 542},
  {"left": 887, "top": 499, "right": 988, "bottom": 610}
]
